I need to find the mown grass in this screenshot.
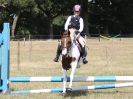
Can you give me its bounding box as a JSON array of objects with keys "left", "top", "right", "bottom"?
[{"left": 1, "top": 38, "right": 133, "bottom": 99}]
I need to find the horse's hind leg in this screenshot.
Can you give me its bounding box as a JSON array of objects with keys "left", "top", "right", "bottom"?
[
  {"left": 69, "top": 62, "right": 77, "bottom": 88},
  {"left": 62, "top": 69, "right": 67, "bottom": 93}
]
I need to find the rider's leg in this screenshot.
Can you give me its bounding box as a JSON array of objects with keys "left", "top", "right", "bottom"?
[
  {"left": 77, "top": 36, "right": 88, "bottom": 64},
  {"left": 54, "top": 42, "right": 61, "bottom": 62}
]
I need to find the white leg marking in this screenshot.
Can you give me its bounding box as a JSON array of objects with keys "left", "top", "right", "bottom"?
[{"left": 63, "top": 69, "right": 67, "bottom": 93}]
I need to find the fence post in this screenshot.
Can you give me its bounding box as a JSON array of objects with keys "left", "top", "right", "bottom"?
[
  {"left": 17, "top": 40, "right": 20, "bottom": 70},
  {"left": 99, "top": 30, "right": 101, "bottom": 42},
  {"left": 29, "top": 35, "right": 32, "bottom": 61},
  {"left": 85, "top": 34, "right": 87, "bottom": 41},
  {"left": 23, "top": 37, "right": 25, "bottom": 46}
]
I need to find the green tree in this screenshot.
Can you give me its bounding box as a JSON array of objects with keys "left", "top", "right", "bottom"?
[
  {"left": 0, "top": 0, "right": 35, "bottom": 37},
  {"left": 110, "top": 0, "right": 133, "bottom": 35},
  {"left": 0, "top": 0, "right": 9, "bottom": 26},
  {"left": 81, "top": 0, "right": 90, "bottom": 36},
  {"left": 88, "top": 0, "right": 133, "bottom": 35},
  {"left": 35, "top": 0, "right": 61, "bottom": 38},
  {"left": 34, "top": 0, "right": 76, "bottom": 38}
]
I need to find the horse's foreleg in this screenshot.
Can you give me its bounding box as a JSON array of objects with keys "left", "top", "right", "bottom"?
[
  {"left": 69, "top": 62, "right": 77, "bottom": 88},
  {"left": 62, "top": 69, "right": 67, "bottom": 93}
]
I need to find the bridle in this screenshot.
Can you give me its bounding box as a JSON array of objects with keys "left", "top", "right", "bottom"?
[{"left": 61, "top": 34, "right": 72, "bottom": 56}]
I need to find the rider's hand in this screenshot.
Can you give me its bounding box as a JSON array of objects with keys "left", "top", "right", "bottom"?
[
  {"left": 75, "top": 30, "right": 80, "bottom": 35},
  {"left": 65, "top": 30, "right": 68, "bottom": 32}
]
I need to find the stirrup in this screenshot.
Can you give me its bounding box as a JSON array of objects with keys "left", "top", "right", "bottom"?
[
  {"left": 53, "top": 57, "right": 59, "bottom": 62},
  {"left": 83, "top": 58, "right": 88, "bottom": 64}
]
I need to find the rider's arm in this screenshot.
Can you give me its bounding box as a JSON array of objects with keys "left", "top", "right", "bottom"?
[
  {"left": 78, "top": 18, "right": 84, "bottom": 32},
  {"left": 64, "top": 16, "right": 71, "bottom": 31}
]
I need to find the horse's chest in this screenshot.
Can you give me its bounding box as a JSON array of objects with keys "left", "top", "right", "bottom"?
[
  {"left": 62, "top": 55, "right": 76, "bottom": 70},
  {"left": 67, "top": 50, "right": 72, "bottom": 57}
]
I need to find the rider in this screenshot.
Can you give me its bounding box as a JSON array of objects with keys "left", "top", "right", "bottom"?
[{"left": 54, "top": 4, "right": 88, "bottom": 64}]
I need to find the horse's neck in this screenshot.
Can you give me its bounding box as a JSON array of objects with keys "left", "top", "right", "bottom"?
[
  {"left": 69, "top": 28, "right": 76, "bottom": 33},
  {"left": 67, "top": 28, "right": 80, "bottom": 56},
  {"left": 69, "top": 28, "right": 76, "bottom": 42}
]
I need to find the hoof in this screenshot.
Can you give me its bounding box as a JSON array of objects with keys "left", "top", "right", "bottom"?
[
  {"left": 66, "top": 88, "right": 72, "bottom": 92},
  {"left": 60, "top": 92, "right": 67, "bottom": 97},
  {"left": 83, "top": 59, "right": 88, "bottom": 64},
  {"left": 53, "top": 57, "right": 59, "bottom": 62}
]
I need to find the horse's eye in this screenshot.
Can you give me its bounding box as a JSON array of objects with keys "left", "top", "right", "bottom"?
[{"left": 68, "top": 41, "right": 71, "bottom": 44}]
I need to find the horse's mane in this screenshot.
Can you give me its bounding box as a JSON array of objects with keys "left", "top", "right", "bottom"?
[{"left": 61, "top": 31, "right": 70, "bottom": 38}]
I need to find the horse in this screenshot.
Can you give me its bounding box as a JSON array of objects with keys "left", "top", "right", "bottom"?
[{"left": 60, "top": 28, "right": 81, "bottom": 95}]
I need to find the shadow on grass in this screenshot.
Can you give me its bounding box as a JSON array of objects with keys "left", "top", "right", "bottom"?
[
  {"left": 63, "top": 90, "right": 88, "bottom": 98},
  {"left": 60, "top": 90, "right": 133, "bottom": 98}
]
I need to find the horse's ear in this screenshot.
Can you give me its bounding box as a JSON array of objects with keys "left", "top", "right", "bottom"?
[
  {"left": 68, "top": 30, "right": 70, "bottom": 36},
  {"left": 60, "top": 31, "right": 64, "bottom": 37}
]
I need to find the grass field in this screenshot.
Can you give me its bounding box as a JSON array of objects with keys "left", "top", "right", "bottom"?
[{"left": 1, "top": 38, "right": 133, "bottom": 99}]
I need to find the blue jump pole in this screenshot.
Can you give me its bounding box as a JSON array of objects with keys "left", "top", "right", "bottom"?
[
  {"left": 0, "top": 33, "right": 2, "bottom": 90},
  {"left": 1, "top": 23, "right": 10, "bottom": 93},
  {"left": 10, "top": 82, "right": 133, "bottom": 94},
  {"left": 10, "top": 76, "right": 133, "bottom": 82}
]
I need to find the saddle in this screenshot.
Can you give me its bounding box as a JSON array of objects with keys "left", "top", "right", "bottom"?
[{"left": 75, "top": 36, "right": 82, "bottom": 56}]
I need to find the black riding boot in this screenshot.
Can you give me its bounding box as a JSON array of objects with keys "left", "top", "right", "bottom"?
[
  {"left": 82, "top": 46, "right": 88, "bottom": 64},
  {"left": 54, "top": 44, "right": 61, "bottom": 62}
]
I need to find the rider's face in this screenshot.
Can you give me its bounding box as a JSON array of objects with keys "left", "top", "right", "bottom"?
[{"left": 74, "top": 11, "right": 80, "bottom": 16}]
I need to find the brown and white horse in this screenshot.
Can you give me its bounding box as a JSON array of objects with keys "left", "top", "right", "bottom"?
[{"left": 61, "top": 28, "right": 80, "bottom": 94}]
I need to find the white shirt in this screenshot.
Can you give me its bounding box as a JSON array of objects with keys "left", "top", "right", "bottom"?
[{"left": 64, "top": 15, "right": 84, "bottom": 32}]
